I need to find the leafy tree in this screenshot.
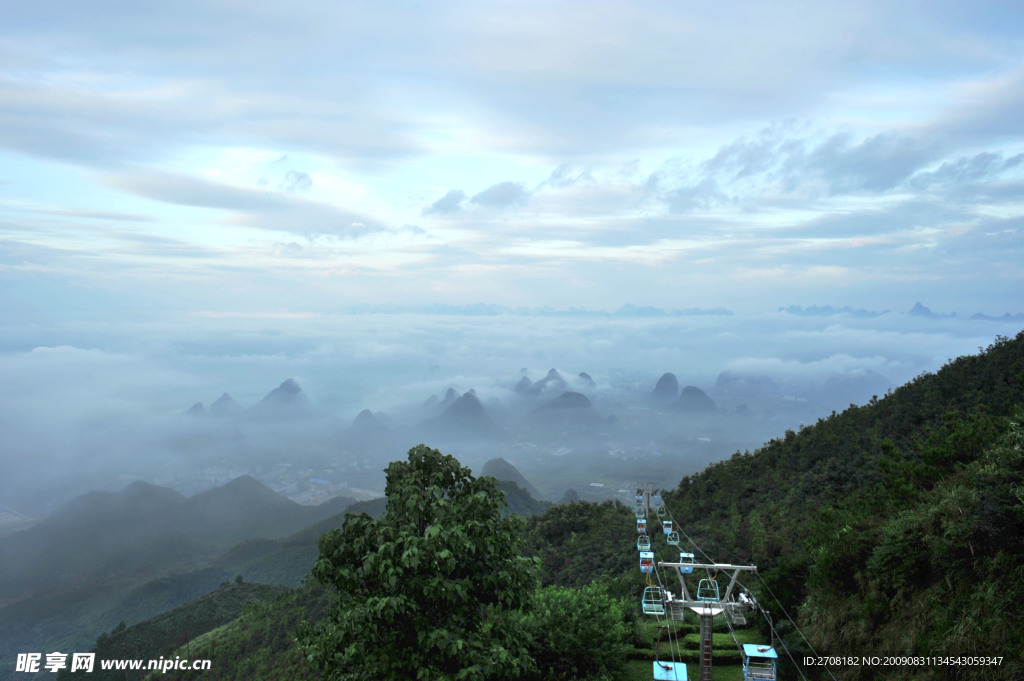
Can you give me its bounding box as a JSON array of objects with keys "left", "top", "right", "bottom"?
[
  {"left": 516, "top": 582, "right": 632, "bottom": 681},
  {"left": 299, "top": 444, "right": 538, "bottom": 681},
  {"left": 522, "top": 500, "right": 633, "bottom": 589}
]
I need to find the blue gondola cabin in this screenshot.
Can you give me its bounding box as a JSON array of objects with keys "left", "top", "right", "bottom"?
[
  {"left": 642, "top": 586, "right": 665, "bottom": 615},
  {"left": 653, "top": 660, "right": 687, "bottom": 680},
  {"left": 640, "top": 550, "right": 654, "bottom": 573},
  {"left": 742, "top": 644, "right": 778, "bottom": 680},
  {"left": 696, "top": 578, "right": 719, "bottom": 602}
]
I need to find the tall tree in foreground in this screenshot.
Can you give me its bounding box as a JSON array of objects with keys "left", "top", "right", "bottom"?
[{"left": 299, "top": 445, "right": 538, "bottom": 681}]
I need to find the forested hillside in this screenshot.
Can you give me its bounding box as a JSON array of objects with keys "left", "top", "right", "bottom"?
[
  {"left": 667, "top": 331, "right": 1024, "bottom": 679},
  {"left": 55, "top": 581, "right": 289, "bottom": 681}
]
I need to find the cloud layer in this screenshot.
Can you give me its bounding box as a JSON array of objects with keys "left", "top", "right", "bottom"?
[{"left": 0, "top": 1, "right": 1021, "bottom": 317}]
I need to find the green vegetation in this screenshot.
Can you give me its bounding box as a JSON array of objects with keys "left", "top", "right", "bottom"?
[
  {"left": 496, "top": 479, "right": 553, "bottom": 516},
  {"left": 516, "top": 582, "right": 632, "bottom": 681},
  {"left": 57, "top": 581, "right": 288, "bottom": 680},
  {"left": 298, "top": 444, "right": 539, "bottom": 681},
  {"left": 522, "top": 500, "right": 634, "bottom": 589},
  {"left": 49, "top": 331, "right": 1024, "bottom": 681},
  {"left": 667, "top": 331, "right": 1024, "bottom": 679},
  {"left": 149, "top": 583, "right": 334, "bottom": 681}
]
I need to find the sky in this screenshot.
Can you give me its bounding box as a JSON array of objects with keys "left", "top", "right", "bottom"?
[
  {"left": 2, "top": 2, "right": 1024, "bottom": 507},
  {"left": 1, "top": 0, "right": 1022, "bottom": 319}
]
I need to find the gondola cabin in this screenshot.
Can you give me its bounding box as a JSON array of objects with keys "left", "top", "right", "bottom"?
[
  {"left": 653, "top": 660, "right": 687, "bottom": 680},
  {"left": 662, "top": 520, "right": 673, "bottom": 534},
  {"left": 640, "top": 550, "right": 654, "bottom": 573},
  {"left": 742, "top": 644, "right": 778, "bottom": 680},
  {"left": 642, "top": 586, "right": 665, "bottom": 615},
  {"left": 696, "top": 578, "right": 720, "bottom": 602},
  {"left": 667, "top": 531, "right": 680, "bottom": 545},
  {"left": 637, "top": 518, "right": 647, "bottom": 534},
  {"left": 678, "top": 552, "right": 695, "bottom": 574},
  {"left": 638, "top": 534, "right": 651, "bottom": 551}
]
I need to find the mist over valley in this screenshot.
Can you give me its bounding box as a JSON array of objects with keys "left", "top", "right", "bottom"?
[{"left": 2, "top": 304, "right": 1018, "bottom": 521}]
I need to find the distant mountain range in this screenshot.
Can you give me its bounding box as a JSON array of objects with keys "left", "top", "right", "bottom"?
[
  {"left": 781, "top": 301, "right": 1024, "bottom": 320},
  {"left": 186, "top": 378, "right": 320, "bottom": 420},
  {"left": 0, "top": 476, "right": 351, "bottom": 601},
  {"left": 182, "top": 359, "right": 896, "bottom": 453},
  {"left": 223, "top": 300, "right": 1022, "bottom": 320},
  {"left": 336, "top": 302, "right": 735, "bottom": 316},
  {"left": 0, "top": 475, "right": 354, "bottom": 676}
]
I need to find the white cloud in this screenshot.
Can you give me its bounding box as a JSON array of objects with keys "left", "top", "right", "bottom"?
[{"left": 0, "top": 0, "right": 1021, "bottom": 323}]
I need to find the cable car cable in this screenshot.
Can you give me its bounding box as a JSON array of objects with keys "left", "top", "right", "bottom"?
[
  {"left": 663, "top": 497, "right": 829, "bottom": 673},
  {"left": 658, "top": 489, "right": 828, "bottom": 680}
]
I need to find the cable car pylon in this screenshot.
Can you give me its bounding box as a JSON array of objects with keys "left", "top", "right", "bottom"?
[{"left": 632, "top": 482, "right": 779, "bottom": 681}]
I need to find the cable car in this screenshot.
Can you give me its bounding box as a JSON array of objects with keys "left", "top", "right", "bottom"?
[
  {"left": 635, "top": 505, "right": 646, "bottom": 518},
  {"left": 696, "top": 578, "right": 719, "bottom": 602},
  {"left": 642, "top": 586, "right": 665, "bottom": 615},
  {"left": 656, "top": 504, "right": 667, "bottom": 518},
  {"left": 662, "top": 520, "right": 673, "bottom": 534},
  {"left": 678, "top": 552, "right": 694, "bottom": 574},
  {"left": 638, "top": 534, "right": 651, "bottom": 551},
  {"left": 640, "top": 550, "right": 654, "bottom": 573},
  {"left": 637, "top": 518, "right": 647, "bottom": 534},
  {"left": 667, "top": 531, "right": 680, "bottom": 546},
  {"left": 742, "top": 644, "right": 778, "bottom": 680},
  {"left": 653, "top": 661, "right": 687, "bottom": 680}
]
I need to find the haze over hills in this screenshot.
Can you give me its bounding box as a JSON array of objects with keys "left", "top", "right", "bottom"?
[
  {"left": 418, "top": 390, "right": 500, "bottom": 438},
  {"left": 3, "top": 303, "right": 1019, "bottom": 522},
  {"left": 209, "top": 392, "right": 242, "bottom": 418},
  {"left": 0, "top": 474, "right": 356, "bottom": 670},
  {"left": 673, "top": 385, "right": 717, "bottom": 412},
  {"left": 651, "top": 372, "right": 680, "bottom": 403},
  {"left": 0, "top": 475, "right": 352, "bottom": 601},
  {"left": 481, "top": 457, "right": 543, "bottom": 500},
  {"left": 190, "top": 379, "right": 319, "bottom": 421}
]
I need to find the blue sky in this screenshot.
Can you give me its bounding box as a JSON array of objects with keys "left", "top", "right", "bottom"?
[{"left": 2, "top": 0, "right": 1022, "bottom": 319}]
